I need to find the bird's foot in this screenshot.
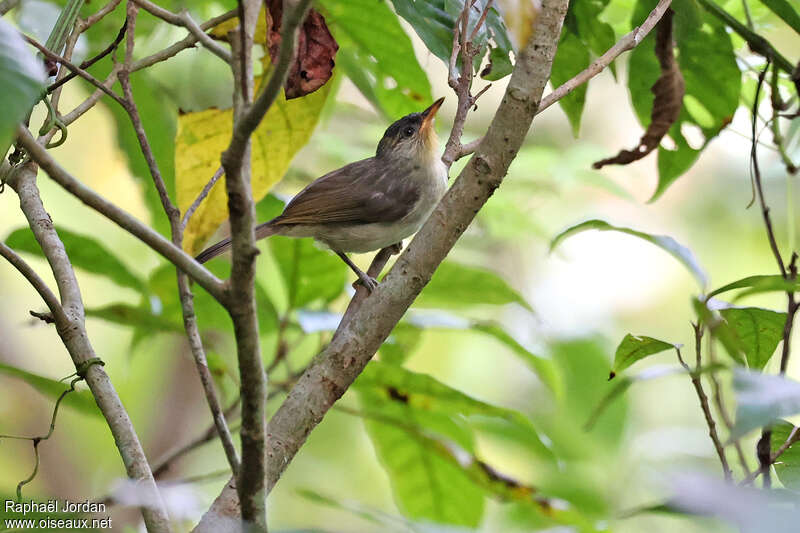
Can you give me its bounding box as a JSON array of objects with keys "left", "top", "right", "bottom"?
[{"left": 353, "top": 273, "right": 379, "bottom": 293}]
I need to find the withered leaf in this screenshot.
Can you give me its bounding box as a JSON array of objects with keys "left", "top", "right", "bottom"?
[
  {"left": 593, "top": 9, "right": 684, "bottom": 169},
  {"left": 268, "top": 0, "right": 338, "bottom": 99}
]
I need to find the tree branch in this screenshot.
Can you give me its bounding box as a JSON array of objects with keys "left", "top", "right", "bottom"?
[
  {"left": 538, "top": 0, "right": 673, "bottom": 113},
  {"left": 194, "top": 0, "right": 570, "bottom": 525},
  {"left": 449, "top": 0, "right": 674, "bottom": 163},
  {"left": 215, "top": 0, "right": 272, "bottom": 523},
  {"left": 116, "top": 10, "right": 241, "bottom": 478},
  {"left": 23, "top": 34, "right": 127, "bottom": 108},
  {"left": 133, "top": 0, "right": 232, "bottom": 64},
  {"left": 680, "top": 327, "right": 731, "bottom": 481},
  {"left": 0, "top": 241, "right": 67, "bottom": 325},
  {"left": 5, "top": 162, "right": 172, "bottom": 533},
  {"left": 15, "top": 126, "right": 227, "bottom": 303}
]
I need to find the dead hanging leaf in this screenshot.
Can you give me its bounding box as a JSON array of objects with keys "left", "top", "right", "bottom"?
[
  {"left": 267, "top": 0, "right": 338, "bottom": 99},
  {"left": 593, "top": 9, "right": 684, "bottom": 169},
  {"left": 209, "top": 3, "right": 337, "bottom": 99}
]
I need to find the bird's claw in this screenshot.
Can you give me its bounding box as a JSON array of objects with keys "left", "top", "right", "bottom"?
[{"left": 353, "top": 274, "right": 379, "bottom": 293}]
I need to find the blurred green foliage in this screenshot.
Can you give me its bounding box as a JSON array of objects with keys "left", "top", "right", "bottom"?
[{"left": 1, "top": 0, "right": 800, "bottom": 531}]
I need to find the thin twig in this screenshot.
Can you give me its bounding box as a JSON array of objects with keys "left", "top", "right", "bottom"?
[
  {"left": 538, "top": 0, "right": 673, "bottom": 114},
  {"left": 15, "top": 126, "right": 227, "bottom": 303},
  {"left": 48, "top": 18, "right": 127, "bottom": 94},
  {"left": 152, "top": 399, "right": 240, "bottom": 479},
  {"left": 131, "top": 9, "right": 237, "bottom": 71},
  {"left": 24, "top": 35, "right": 127, "bottom": 108},
  {"left": 182, "top": 166, "right": 224, "bottom": 229},
  {"left": 0, "top": 242, "right": 67, "bottom": 325},
  {"left": 134, "top": 0, "right": 231, "bottom": 63},
  {"left": 681, "top": 328, "right": 732, "bottom": 481},
  {"left": 117, "top": 8, "right": 240, "bottom": 476},
  {"left": 5, "top": 161, "right": 172, "bottom": 532}
]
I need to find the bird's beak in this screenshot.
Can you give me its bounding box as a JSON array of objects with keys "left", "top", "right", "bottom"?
[{"left": 420, "top": 97, "right": 445, "bottom": 131}]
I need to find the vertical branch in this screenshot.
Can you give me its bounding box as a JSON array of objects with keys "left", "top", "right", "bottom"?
[
  {"left": 118, "top": 1, "right": 240, "bottom": 478},
  {"left": 5, "top": 164, "right": 172, "bottom": 533},
  {"left": 678, "top": 328, "right": 732, "bottom": 481},
  {"left": 750, "top": 62, "right": 799, "bottom": 486}
]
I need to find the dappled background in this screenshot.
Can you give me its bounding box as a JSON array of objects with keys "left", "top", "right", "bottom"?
[{"left": 1, "top": 0, "right": 799, "bottom": 531}]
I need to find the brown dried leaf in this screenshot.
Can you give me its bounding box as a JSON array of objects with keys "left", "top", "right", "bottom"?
[
  {"left": 593, "top": 10, "right": 685, "bottom": 169},
  {"left": 267, "top": 0, "right": 338, "bottom": 99}
]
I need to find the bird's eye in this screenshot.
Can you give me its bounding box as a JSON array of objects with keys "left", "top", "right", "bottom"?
[{"left": 403, "top": 126, "right": 415, "bottom": 137}]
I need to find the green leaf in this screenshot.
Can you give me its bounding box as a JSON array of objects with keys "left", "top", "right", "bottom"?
[
  {"left": 707, "top": 275, "right": 800, "bottom": 300},
  {"left": 109, "top": 70, "right": 176, "bottom": 237},
  {"left": 355, "top": 361, "right": 546, "bottom": 440},
  {"left": 760, "top": 0, "right": 800, "bottom": 35},
  {"left": 85, "top": 303, "right": 183, "bottom": 333},
  {"left": 771, "top": 420, "right": 800, "bottom": 491},
  {"left": 472, "top": 323, "right": 562, "bottom": 397},
  {"left": 389, "top": 0, "right": 514, "bottom": 81},
  {"left": 732, "top": 369, "right": 800, "bottom": 439},
  {"left": 692, "top": 297, "right": 746, "bottom": 365},
  {"left": 362, "top": 416, "right": 486, "bottom": 526},
  {"left": 416, "top": 260, "right": 531, "bottom": 310},
  {"left": 0, "top": 19, "right": 45, "bottom": 155},
  {"left": 610, "top": 334, "right": 676, "bottom": 378},
  {"left": 5, "top": 226, "right": 146, "bottom": 292},
  {"left": 550, "top": 219, "right": 708, "bottom": 289},
  {"left": 355, "top": 361, "right": 554, "bottom": 460},
  {"left": 719, "top": 307, "right": 786, "bottom": 370},
  {"left": 550, "top": 30, "right": 590, "bottom": 136},
  {"left": 628, "top": 0, "right": 740, "bottom": 200},
  {"left": 0, "top": 363, "right": 100, "bottom": 417},
  {"left": 269, "top": 235, "right": 347, "bottom": 309},
  {"left": 318, "top": 0, "right": 432, "bottom": 118}
]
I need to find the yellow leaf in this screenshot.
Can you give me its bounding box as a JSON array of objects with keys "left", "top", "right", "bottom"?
[
  {"left": 496, "top": 0, "right": 540, "bottom": 49},
  {"left": 209, "top": 9, "right": 269, "bottom": 44},
  {"left": 175, "top": 82, "right": 331, "bottom": 254}
]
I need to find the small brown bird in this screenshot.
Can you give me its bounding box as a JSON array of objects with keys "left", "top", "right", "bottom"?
[{"left": 196, "top": 97, "right": 448, "bottom": 291}]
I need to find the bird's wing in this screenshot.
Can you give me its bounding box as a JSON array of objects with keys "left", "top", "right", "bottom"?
[{"left": 272, "top": 158, "right": 420, "bottom": 226}]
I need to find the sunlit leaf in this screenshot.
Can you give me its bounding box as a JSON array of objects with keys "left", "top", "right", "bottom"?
[
  {"left": 176, "top": 83, "right": 331, "bottom": 255},
  {"left": 268, "top": 235, "right": 347, "bottom": 308},
  {"left": 771, "top": 420, "right": 800, "bottom": 491},
  {"left": 732, "top": 369, "right": 800, "bottom": 439},
  {"left": 318, "top": 0, "right": 431, "bottom": 118},
  {"left": 0, "top": 19, "right": 45, "bottom": 155},
  {"left": 5, "top": 226, "right": 146, "bottom": 292},
  {"left": 0, "top": 363, "right": 100, "bottom": 417},
  {"left": 416, "top": 260, "right": 532, "bottom": 310},
  {"left": 610, "top": 334, "right": 677, "bottom": 379},
  {"left": 550, "top": 219, "right": 708, "bottom": 289},
  {"left": 719, "top": 307, "right": 785, "bottom": 370}
]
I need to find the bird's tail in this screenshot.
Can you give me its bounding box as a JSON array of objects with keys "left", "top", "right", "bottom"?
[{"left": 194, "top": 221, "right": 278, "bottom": 264}]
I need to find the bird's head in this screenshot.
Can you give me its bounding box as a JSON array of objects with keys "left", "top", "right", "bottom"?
[{"left": 376, "top": 97, "right": 445, "bottom": 162}]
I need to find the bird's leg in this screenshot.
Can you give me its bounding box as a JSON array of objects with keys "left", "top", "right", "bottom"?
[{"left": 336, "top": 251, "right": 378, "bottom": 293}]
